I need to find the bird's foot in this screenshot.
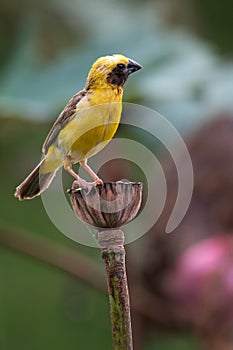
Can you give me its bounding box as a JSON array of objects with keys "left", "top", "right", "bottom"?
[
  {"left": 93, "top": 177, "right": 103, "bottom": 186},
  {"left": 72, "top": 178, "right": 89, "bottom": 189},
  {"left": 72, "top": 177, "right": 103, "bottom": 189}
]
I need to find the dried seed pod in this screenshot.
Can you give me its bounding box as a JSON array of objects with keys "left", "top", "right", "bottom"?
[{"left": 69, "top": 181, "right": 143, "bottom": 228}]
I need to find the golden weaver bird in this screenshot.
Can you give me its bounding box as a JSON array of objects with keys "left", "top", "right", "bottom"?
[{"left": 15, "top": 54, "right": 142, "bottom": 200}]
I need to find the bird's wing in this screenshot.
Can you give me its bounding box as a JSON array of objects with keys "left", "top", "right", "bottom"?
[{"left": 42, "top": 89, "right": 87, "bottom": 154}]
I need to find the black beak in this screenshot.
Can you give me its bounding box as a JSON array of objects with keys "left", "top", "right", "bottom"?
[{"left": 127, "top": 59, "right": 143, "bottom": 74}]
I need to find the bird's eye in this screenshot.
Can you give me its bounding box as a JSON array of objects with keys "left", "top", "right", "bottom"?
[{"left": 117, "top": 63, "right": 125, "bottom": 70}]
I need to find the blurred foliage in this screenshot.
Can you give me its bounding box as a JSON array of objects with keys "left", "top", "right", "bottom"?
[
  {"left": 0, "top": 248, "right": 111, "bottom": 350},
  {"left": 157, "top": 0, "right": 233, "bottom": 55},
  {"left": 197, "top": 0, "right": 233, "bottom": 54},
  {"left": 0, "top": 0, "right": 233, "bottom": 136},
  {"left": 0, "top": 0, "right": 84, "bottom": 67},
  {"left": 145, "top": 332, "right": 198, "bottom": 350},
  {"left": 0, "top": 0, "right": 233, "bottom": 349},
  {"left": 0, "top": 117, "right": 111, "bottom": 349}
]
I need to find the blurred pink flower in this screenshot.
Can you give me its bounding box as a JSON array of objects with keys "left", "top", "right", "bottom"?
[{"left": 168, "top": 235, "right": 233, "bottom": 327}]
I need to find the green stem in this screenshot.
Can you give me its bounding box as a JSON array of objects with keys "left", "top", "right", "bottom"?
[{"left": 97, "top": 230, "right": 133, "bottom": 350}]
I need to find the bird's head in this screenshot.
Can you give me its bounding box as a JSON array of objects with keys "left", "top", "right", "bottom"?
[{"left": 85, "top": 54, "right": 142, "bottom": 89}]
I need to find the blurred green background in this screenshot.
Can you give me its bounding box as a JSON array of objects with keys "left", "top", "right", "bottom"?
[{"left": 1, "top": 0, "right": 233, "bottom": 349}]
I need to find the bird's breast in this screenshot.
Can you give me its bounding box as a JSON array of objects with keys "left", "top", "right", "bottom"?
[{"left": 57, "top": 91, "right": 123, "bottom": 162}]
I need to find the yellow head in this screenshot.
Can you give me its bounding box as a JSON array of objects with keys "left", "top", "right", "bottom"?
[{"left": 85, "top": 54, "right": 142, "bottom": 89}]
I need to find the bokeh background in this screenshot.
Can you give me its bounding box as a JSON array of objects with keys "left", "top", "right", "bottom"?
[{"left": 1, "top": 0, "right": 233, "bottom": 349}]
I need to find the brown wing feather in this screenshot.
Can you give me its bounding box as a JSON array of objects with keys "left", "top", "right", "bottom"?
[{"left": 42, "top": 89, "right": 87, "bottom": 154}]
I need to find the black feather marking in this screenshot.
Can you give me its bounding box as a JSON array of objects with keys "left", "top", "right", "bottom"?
[{"left": 107, "top": 65, "right": 129, "bottom": 86}]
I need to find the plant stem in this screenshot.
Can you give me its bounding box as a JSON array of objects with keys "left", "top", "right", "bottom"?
[{"left": 97, "top": 229, "right": 133, "bottom": 350}]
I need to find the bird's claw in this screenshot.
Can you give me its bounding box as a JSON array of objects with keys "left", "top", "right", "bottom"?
[
  {"left": 94, "top": 178, "right": 103, "bottom": 186},
  {"left": 72, "top": 180, "right": 81, "bottom": 189},
  {"left": 72, "top": 177, "right": 103, "bottom": 189}
]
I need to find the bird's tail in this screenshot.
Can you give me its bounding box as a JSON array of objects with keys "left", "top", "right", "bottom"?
[{"left": 15, "top": 159, "right": 57, "bottom": 200}]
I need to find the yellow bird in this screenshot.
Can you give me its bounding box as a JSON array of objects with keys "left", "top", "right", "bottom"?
[{"left": 15, "top": 54, "right": 142, "bottom": 200}]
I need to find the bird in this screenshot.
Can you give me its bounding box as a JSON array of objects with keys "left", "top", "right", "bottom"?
[{"left": 15, "top": 54, "right": 142, "bottom": 200}]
